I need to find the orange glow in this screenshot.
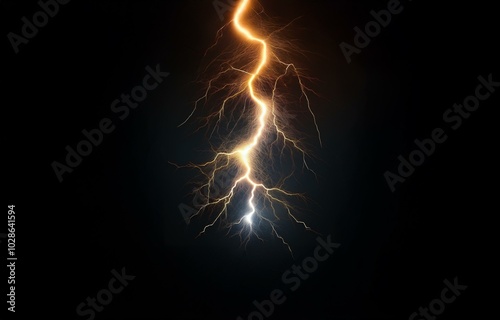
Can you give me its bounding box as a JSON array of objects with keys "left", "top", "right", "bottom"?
[{"left": 175, "top": 0, "right": 321, "bottom": 253}]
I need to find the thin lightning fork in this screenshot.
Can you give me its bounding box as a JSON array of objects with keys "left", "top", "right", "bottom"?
[{"left": 175, "top": 0, "right": 321, "bottom": 253}]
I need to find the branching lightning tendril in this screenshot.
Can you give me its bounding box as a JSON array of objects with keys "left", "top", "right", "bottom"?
[{"left": 174, "top": 0, "right": 321, "bottom": 253}]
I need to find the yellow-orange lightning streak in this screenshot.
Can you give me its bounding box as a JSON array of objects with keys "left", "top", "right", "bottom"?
[
  {"left": 232, "top": 0, "right": 268, "bottom": 226},
  {"left": 174, "top": 0, "right": 321, "bottom": 253}
]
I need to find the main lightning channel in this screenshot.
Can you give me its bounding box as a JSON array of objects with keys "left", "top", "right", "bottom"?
[
  {"left": 232, "top": 0, "right": 269, "bottom": 225},
  {"left": 174, "top": 0, "right": 321, "bottom": 253}
]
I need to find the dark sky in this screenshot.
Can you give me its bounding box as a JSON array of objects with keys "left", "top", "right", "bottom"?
[{"left": 2, "top": 0, "right": 498, "bottom": 319}]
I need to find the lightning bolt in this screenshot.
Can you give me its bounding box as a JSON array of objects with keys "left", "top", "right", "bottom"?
[{"left": 174, "top": 0, "right": 321, "bottom": 253}]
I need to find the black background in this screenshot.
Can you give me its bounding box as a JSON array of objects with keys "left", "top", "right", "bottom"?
[{"left": 2, "top": 0, "right": 498, "bottom": 319}]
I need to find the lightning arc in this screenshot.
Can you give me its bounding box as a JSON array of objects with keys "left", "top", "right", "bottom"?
[{"left": 175, "top": 0, "right": 321, "bottom": 252}]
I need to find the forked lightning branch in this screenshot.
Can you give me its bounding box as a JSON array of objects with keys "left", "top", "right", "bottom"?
[{"left": 173, "top": 0, "right": 321, "bottom": 252}]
